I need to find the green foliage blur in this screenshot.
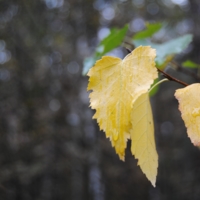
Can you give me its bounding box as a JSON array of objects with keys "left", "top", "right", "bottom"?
[{"left": 83, "top": 22, "right": 193, "bottom": 75}]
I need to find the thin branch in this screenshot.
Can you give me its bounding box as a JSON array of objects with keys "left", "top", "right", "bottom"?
[
  {"left": 170, "top": 61, "right": 200, "bottom": 82},
  {"left": 126, "top": 48, "right": 132, "bottom": 54},
  {"left": 157, "top": 68, "right": 188, "bottom": 87}
]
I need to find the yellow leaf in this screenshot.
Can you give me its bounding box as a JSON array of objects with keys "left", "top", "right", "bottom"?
[
  {"left": 131, "top": 91, "right": 158, "bottom": 187},
  {"left": 175, "top": 83, "right": 200, "bottom": 146},
  {"left": 87, "top": 46, "right": 158, "bottom": 160}
]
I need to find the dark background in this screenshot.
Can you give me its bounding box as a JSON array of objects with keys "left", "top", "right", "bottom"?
[{"left": 0, "top": 0, "right": 200, "bottom": 199}]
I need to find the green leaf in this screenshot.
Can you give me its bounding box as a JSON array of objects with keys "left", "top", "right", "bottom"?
[
  {"left": 97, "top": 24, "right": 128, "bottom": 56},
  {"left": 133, "top": 22, "right": 162, "bottom": 40},
  {"left": 182, "top": 60, "right": 200, "bottom": 69},
  {"left": 133, "top": 34, "right": 193, "bottom": 67},
  {"left": 82, "top": 24, "right": 129, "bottom": 75},
  {"left": 155, "top": 34, "right": 193, "bottom": 66}
]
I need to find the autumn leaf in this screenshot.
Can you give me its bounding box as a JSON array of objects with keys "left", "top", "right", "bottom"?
[
  {"left": 131, "top": 91, "right": 158, "bottom": 187},
  {"left": 175, "top": 83, "right": 200, "bottom": 146},
  {"left": 87, "top": 46, "right": 158, "bottom": 160}
]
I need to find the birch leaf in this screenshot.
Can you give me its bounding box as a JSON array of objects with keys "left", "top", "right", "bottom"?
[
  {"left": 131, "top": 91, "right": 158, "bottom": 187},
  {"left": 175, "top": 83, "right": 200, "bottom": 146},
  {"left": 87, "top": 46, "right": 158, "bottom": 161}
]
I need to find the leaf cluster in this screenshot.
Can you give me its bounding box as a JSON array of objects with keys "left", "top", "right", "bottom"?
[{"left": 85, "top": 22, "right": 200, "bottom": 186}]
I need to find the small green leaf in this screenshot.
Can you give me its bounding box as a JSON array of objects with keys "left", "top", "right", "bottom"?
[
  {"left": 155, "top": 34, "right": 193, "bottom": 66},
  {"left": 96, "top": 24, "right": 129, "bottom": 57},
  {"left": 182, "top": 60, "right": 200, "bottom": 69},
  {"left": 133, "top": 34, "right": 193, "bottom": 67},
  {"left": 82, "top": 24, "right": 129, "bottom": 75},
  {"left": 133, "top": 22, "right": 162, "bottom": 40}
]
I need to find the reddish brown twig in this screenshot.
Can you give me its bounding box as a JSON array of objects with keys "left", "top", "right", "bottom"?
[{"left": 157, "top": 68, "right": 188, "bottom": 87}]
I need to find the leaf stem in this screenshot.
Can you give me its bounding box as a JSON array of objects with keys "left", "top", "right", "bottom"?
[
  {"left": 157, "top": 68, "right": 188, "bottom": 87},
  {"left": 149, "top": 78, "right": 169, "bottom": 93}
]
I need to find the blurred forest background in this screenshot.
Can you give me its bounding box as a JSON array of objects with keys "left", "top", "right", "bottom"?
[{"left": 0, "top": 0, "right": 200, "bottom": 199}]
